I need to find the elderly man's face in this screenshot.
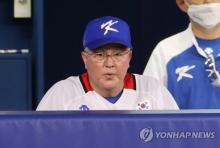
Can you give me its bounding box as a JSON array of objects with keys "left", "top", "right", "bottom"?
[{"left": 82, "top": 43, "right": 132, "bottom": 95}]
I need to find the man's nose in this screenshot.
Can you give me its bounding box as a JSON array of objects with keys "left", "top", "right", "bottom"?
[{"left": 104, "top": 55, "right": 115, "bottom": 67}]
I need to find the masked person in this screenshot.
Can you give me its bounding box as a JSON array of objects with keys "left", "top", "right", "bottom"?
[
  {"left": 37, "top": 16, "right": 178, "bottom": 111},
  {"left": 143, "top": 0, "right": 220, "bottom": 109}
]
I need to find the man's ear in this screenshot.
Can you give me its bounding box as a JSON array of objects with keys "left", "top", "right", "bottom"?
[
  {"left": 128, "top": 51, "right": 132, "bottom": 62},
  {"left": 81, "top": 52, "right": 88, "bottom": 69},
  {"left": 176, "top": 0, "right": 188, "bottom": 13},
  {"left": 81, "top": 51, "right": 87, "bottom": 65}
]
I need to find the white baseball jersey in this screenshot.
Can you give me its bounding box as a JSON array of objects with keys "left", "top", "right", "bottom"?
[{"left": 36, "top": 73, "right": 178, "bottom": 110}]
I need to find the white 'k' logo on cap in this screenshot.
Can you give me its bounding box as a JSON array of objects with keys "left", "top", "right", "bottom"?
[{"left": 101, "top": 20, "right": 119, "bottom": 35}]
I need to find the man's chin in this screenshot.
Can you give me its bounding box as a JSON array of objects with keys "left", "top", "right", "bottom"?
[
  {"left": 103, "top": 74, "right": 116, "bottom": 80},
  {"left": 101, "top": 81, "right": 118, "bottom": 90}
]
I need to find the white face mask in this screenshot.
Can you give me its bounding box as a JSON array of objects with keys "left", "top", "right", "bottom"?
[{"left": 185, "top": 2, "right": 220, "bottom": 29}]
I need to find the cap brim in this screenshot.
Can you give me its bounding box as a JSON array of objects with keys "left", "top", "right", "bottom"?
[{"left": 86, "top": 38, "right": 132, "bottom": 50}]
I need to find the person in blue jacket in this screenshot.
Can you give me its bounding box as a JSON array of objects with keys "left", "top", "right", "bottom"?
[{"left": 143, "top": 0, "right": 220, "bottom": 109}]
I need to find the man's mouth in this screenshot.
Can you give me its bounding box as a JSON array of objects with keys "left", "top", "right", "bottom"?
[{"left": 104, "top": 73, "right": 115, "bottom": 79}]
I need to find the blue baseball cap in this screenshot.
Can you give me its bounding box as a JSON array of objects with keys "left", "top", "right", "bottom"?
[{"left": 83, "top": 16, "right": 132, "bottom": 50}]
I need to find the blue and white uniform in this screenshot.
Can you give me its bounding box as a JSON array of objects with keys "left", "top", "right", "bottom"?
[
  {"left": 36, "top": 73, "right": 178, "bottom": 110},
  {"left": 143, "top": 24, "right": 220, "bottom": 109}
]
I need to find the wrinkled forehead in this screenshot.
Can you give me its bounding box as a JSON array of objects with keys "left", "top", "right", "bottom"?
[{"left": 93, "top": 43, "right": 129, "bottom": 52}]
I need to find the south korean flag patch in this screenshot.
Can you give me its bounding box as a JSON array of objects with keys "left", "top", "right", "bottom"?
[{"left": 137, "top": 101, "right": 151, "bottom": 110}]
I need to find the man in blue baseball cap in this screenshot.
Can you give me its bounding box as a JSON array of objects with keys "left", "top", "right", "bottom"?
[{"left": 37, "top": 16, "right": 178, "bottom": 111}]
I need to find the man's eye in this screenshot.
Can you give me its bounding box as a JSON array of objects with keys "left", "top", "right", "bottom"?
[
  {"left": 114, "top": 52, "right": 123, "bottom": 56},
  {"left": 95, "top": 53, "right": 104, "bottom": 57}
]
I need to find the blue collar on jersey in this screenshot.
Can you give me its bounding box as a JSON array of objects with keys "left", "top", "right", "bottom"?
[
  {"left": 105, "top": 90, "right": 123, "bottom": 104},
  {"left": 196, "top": 37, "right": 220, "bottom": 58}
]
